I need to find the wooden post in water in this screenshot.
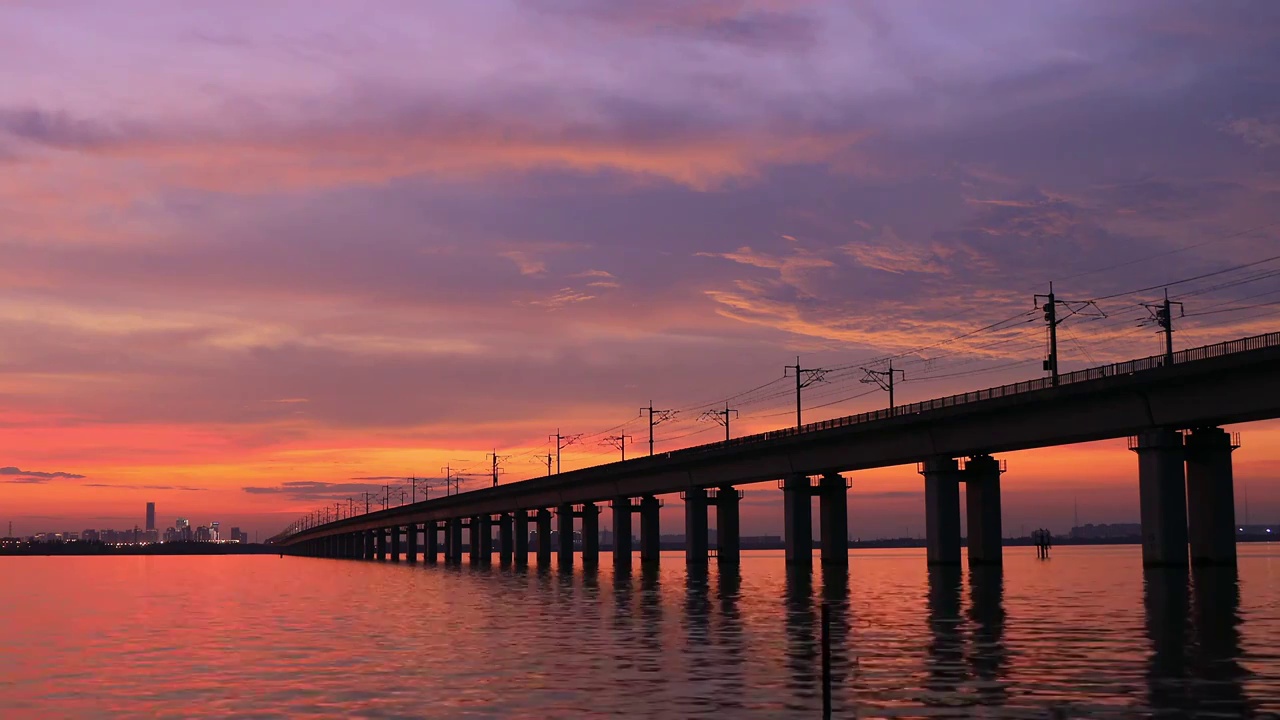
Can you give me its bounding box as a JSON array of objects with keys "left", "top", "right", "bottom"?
[{"left": 821, "top": 601, "right": 832, "bottom": 718}]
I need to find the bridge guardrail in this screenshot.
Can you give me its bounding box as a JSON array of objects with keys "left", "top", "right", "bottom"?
[{"left": 678, "top": 330, "right": 1280, "bottom": 454}]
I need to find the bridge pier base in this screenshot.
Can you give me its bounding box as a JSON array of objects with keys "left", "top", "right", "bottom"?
[
  {"left": 377, "top": 528, "right": 388, "bottom": 561},
  {"left": 582, "top": 503, "right": 600, "bottom": 569},
  {"left": 391, "top": 526, "right": 402, "bottom": 562},
  {"left": 406, "top": 524, "right": 417, "bottom": 563},
  {"left": 363, "top": 530, "right": 373, "bottom": 560},
  {"left": 478, "top": 515, "right": 493, "bottom": 566},
  {"left": 964, "top": 455, "right": 1004, "bottom": 567},
  {"left": 820, "top": 473, "right": 849, "bottom": 567},
  {"left": 921, "top": 458, "right": 963, "bottom": 566},
  {"left": 499, "top": 513, "right": 514, "bottom": 566},
  {"left": 783, "top": 474, "right": 813, "bottom": 568},
  {"left": 426, "top": 522, "right": 438, "bottom": 564},
  {"left": 612, "top": 499, "right": 632, "bottom": 572},
  {"left": 715, "top": 486, "right": 741, "bottom": 565},
  {"left": 1185, "top": 427, "right": 1238, "bottom": 567},
  {"left": 557, "top": 503, "right": 575, "bottom": 570},
  {"left": 1133, "top": 428, "right": 1188, "bottom": 567},
  {"left": 536, "top": 509, "right": 553, "bottom": 568},
  {"left": 685, "top": 488, "right": 709, "bottom": 566},
  {"left": 640, "top": 495, "right": 661, "bottom": 567},
  {"left": 515, "top": 511, "right": 530, "bottom": 568}
]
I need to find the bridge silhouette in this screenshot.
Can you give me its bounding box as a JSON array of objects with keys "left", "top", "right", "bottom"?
[{"left": 273, "top": 331, "right": 1280, "bottom": 570}]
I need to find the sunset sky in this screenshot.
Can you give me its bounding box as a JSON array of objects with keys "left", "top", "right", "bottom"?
[{"left": 2, "top": 1, "right": 1279, "bottom": 541}]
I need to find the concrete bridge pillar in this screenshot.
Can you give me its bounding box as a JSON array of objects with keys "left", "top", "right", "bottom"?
[
  {"left": 1185, "top": 427, "right": 1239, "bottom": 567},
  {"left": 783, "top": 474, "right": 813, "bottom": 568},
  {"left": 363, "top": 530, "right": 374, "bottom": 560},
  {"left": 499, "top": 513, "right": 514, "bottom": 566},
  {"left": 536, "top": 509, "right": 553, "bottom": 568},
  {"left": 377, "top": 528, "right": 388, "bottom": 561},
  {"left": 406, "top": 524, "right": 418, "bottom": 563},
  {"left": 447, "top": 517, "right": 463, "bottom": 563},
  {"left": 684, "top": 488, "right": 709, "bottom": 566},
  {"left": 515, "top": 511, "right": 530, "bottom": 568},
  {"left": 557, "top": 503, "right": 575, "bottom": 569},
  {"left": 640, "top": 495, "right": 661, "bottom": 567},
  {"left": 467, "top": 517, "right": 481, "bottom": 564},
  {"left": 1132, "top": 428, "right": 1188, "bottom": 567},
  {"left": 425, "top": 522, "right": 439, "bottom": 564},
  {"left": 820, "top": 473, "right": 849, "bottom": 567},
  {"left": 478, "top": 515, "right": 493, "bottom": 566},
  {"left": 391, "top": 526, "right": 402, "bottom": 562},
  {"left": 920, "top": 457, "right": 963, "bottom": 566},
  {"left": 964, "top": 455, "right": 1004, "bottom": 567},
  {"left": 612, "top": 499, "right": 633, "bottom": 571},
  {"left": 582, "top": 503, "right": 600, "bottom": 569},
  {"left": 715, "top": 486, "right": 741, "bottom": 565}
]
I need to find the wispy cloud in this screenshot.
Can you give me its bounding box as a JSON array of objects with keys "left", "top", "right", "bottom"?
[{"left": 1, "top": 466, "right": 85, "bottom": 483}]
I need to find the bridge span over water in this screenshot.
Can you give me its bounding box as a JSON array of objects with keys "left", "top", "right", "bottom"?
[{"left": 274, "top": 331, "right": 1280, "bottom": 570}]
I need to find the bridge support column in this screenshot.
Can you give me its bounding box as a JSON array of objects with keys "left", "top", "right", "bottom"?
[
  {"left": 447, "top": 518, "right": 463, "bottom": 564},
  {"left": 964, "top": 455, "right": 1004, "bottom": 567},
  {"left": 582, "top": 503, "right": 600, "bottom": 569},
  {"left": 1185, "top": 427, "right": 1238, "bottom": 567},
  {"left": 478, "top": 515, "right": 493, "bottom": 566},
  {"left": 715, "top": 486, "right": 740, "bottom": 565},
  {"left": 783, "top": 474, "right": 813, "bottom": 568},
  {"left": 467, "top": 517, "right": 481, "bottom": 564},
  {"left": 377, "top": 528, "right": 388, "bottom": 561},
  {"left": 1132, "top": 428, "right": 1188, "bottom": 567},
  {"left": 920, "top": 457, "right": 962, "bottom": 566},
  {"left": 515, "top": 511, "right": 530, "bottom": 568},
  {"left": 499, "top": 513, "right": 514, "bottom": 566},
  {"left": 363, "top": 530, "right": 374, "bottom": 560},
  {"left": 536, "top": 509, "right": 553, "bottom": 568},
  {"left": 640, "top": 495, "right": 661, "bottom": 567},
  {"left": 685, "top": 488, "right": 709, "bottom": 566},
  {"left": 613, "top": 499, "right": 632, "bottom": 572},
  {"left": 425, "top": 522, "right": 439, "bottom": 564},
  {"left": 391, "top": 526, "right": 402, "bottom": 562},
  {"left": 406, "top": 524, "right": 418, "bottom": 563},
  {"left": 557, "top": 503, "right": 575, "bottom": 569},
  {"left": 820, "top": 473, "right": 849, "bottom": 567}
]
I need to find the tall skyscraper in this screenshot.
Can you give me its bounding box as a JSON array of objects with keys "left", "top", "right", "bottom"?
[{"left": 145, "top": 502, "right": 156, "bottom": 532}]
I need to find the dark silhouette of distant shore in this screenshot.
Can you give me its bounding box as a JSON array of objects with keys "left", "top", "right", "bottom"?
[{"left": 0, "top": 541, "right": 277, "bottom": 556}]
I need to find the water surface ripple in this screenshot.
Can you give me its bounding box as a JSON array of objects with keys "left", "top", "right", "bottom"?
[{"left": 2, "top": 545, "right": 1278, "bottom": 718}]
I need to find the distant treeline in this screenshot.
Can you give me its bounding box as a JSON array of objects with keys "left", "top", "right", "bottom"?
[{"left": 0, "top": 541, "right": 278, "bottom": 556}]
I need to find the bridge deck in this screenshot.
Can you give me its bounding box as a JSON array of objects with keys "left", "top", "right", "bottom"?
[{"left": 277, "top": 331, "right": 1280, "bottom": 545}]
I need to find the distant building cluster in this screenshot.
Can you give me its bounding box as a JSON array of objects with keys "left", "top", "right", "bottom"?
[
  {"left": 1069, "top": 523, "right": 1143, "bottom": 539},
  {"left": 3, "top": 503, "right": 250, "bottom": 545}
]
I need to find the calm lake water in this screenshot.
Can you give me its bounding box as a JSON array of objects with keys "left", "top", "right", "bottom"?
[{"left": 2, "top": 545, "right": 1278, "bottom": 718}]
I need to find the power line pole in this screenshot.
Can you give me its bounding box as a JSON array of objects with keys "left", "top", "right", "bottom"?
[
  {"left": 699, "top": 403, "right": 738, "bottom": 442},
  {"left": 784, "top": 357, "right": 827, "bottom": 427},
  {"left": 602, "top": 432, "right": 632, "bottom": 461},
  {"left": 548, "top": 429, "right": 582, "bottom": 475},
  {"left": 640, "top": 402, "right": 677, "bottom": 456},
  {"left": 486, "top": 450, "right": 509, "bottom": 487},
  {"left": 542, "top": 453, "right": 553, "bottom": 476},
  {"left": 861, "top": 361, "right": 905, "bottom": 415},
  {"left": 364, "top": 492, "right": 371, "bottom": 514},
  {"left": 441, "top": 465, "right": 454, "bottom": 496},
  {"left": 1142, "top": 288, "right": 1184, "bottom": 366},
  {"left": 1034, "top": 283, "right": 1105, "bottom": 386}
]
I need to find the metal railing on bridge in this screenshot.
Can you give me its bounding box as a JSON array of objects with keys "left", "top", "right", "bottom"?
[{"left": 674, "top": 330, "right": 1280, "bottom": 456}]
